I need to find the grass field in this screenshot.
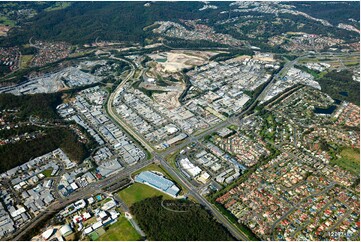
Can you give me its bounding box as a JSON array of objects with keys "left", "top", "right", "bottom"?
[
  {"left": 332, "top": 148, "right": 360, "bottom": 175},
  {"left": 97, "top": 216, "right": 141, "bottom": 241},
  {"left": 132, "top": 163, "right": 169, "bottom": 177},
  {"left": 41, "top": 168, "right": 53, "bottom": 177},
  {"left": 45, "top": 2, "right": 72, "bottom": 11},
  {"left": 118, "top": 183, "right": 174, "bottom": 207},
  {"left": 0, "top": 16, "right": 16, "bottom": 27},
  {"left": 89, "top": 231, "right": 99, "bottom": 241},
  {"left": 20, "top": 55, "right": 33, "bottom": 69}
]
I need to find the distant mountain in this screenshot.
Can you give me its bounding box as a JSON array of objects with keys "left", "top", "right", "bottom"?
[{"left": 0, "top": 1, "right": 359, "bottom": 47}]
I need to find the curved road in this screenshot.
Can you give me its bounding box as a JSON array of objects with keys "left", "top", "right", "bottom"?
[{"left": 106, "top": 56, "right": 155, "bottom": 153}]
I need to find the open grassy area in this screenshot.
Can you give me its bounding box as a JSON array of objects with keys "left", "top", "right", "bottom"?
[
  {"left": 20, "top": 55, "right": 33, "bottom": 69},
  {"left": 341, "top": 148, "right": 360, "bottom": 162},
  {"left": 45, "top": 2, "right": 72, "bottom": 12},
  {"left": 344, "top": 62, "right": 360, "bottom": 66},
  {"left": 165, "top": 151, "right": 180, "bottom": 170},
  {"left": 132, "top": 163, "right": 169, "bottom": 177},
  {"left": 118, "top": 183, "right": 174, "bottom": 207},
  {"left": 332, "top": 148, "right": 360, "bottom": 175},
  {"left": 0, "top": 16, "right": 16, "bottom": 27},
  {"left": 89, "top": 231, "right": 99, "bottom": 241},
  {"left": 97, "top": 216, "right": 141, "bottom": 241},
  {"left": 41, "top": 168, "right": 53, "bottom": 177}
]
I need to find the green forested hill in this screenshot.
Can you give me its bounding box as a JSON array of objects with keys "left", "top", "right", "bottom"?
[
  {"left": 291, "top": 1, "right": 360, "bottom": 25},
  {"left": 130, "top": 196, "right": 235, "bottom": 241},
  {"left": 0, "top": 93, "right": 94, "bottom": 173},
  {"left": 2, "top": 1, "right": 359, "bottom": 47},
  {"left": 2, "top": 1, "right": 223, "bottom": 46}
]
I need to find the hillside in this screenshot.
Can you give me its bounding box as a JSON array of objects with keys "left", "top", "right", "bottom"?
[{"left": 0, "top": 1, "right": 359, "bottom": 47}]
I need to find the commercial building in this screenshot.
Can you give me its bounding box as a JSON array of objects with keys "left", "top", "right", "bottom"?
[
  {"left": 134, "top": 171, "right": 180, "bottom": 197},
  {"left": 179, "top": 158, "right": 202, "bottom": 178},
  {"left": 60, "top": 224, "right": 73, "bottom": 237}
]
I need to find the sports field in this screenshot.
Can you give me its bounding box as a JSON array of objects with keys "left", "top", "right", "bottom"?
[{"left": 97, "top": 216, "right": 141, "bottom": 241}]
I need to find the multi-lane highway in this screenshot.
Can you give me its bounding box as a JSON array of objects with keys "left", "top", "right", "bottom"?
[{"left": 106, "top": 56, "right": 155, "bottom": 153}]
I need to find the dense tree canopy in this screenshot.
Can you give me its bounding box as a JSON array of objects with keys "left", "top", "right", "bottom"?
[
  {"left": 0, "top": 93, "right": 62, "bottom": 120},
  {"left": 318, "top": 70, "right": 359, "bottom": 106},
  {"left": 1, "top": 1, "right": 359, "bottom": 47},
  {"left": 0, "top": 93, "right": 93, "bottom": 173},
  {"left": 130, "top": 196, "right": 235, "bottom": 241},
  {"left": 0, "top": 127, "right": 89, "bottom": 173}
]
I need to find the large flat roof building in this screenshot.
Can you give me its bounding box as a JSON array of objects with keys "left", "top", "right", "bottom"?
[{"left": 135, "top": 171, "right": 180, "bottom": 197}]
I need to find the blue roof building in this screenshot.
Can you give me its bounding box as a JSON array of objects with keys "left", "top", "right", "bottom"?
[{"left": 134, "top": 171, "right": 180, "bottom": 197}]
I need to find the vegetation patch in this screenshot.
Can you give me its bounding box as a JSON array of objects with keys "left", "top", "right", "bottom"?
[
  {"left": 131, "top": 196, "right": 235, "bottom": 241},
  {"left": 0, "top": 126, "right": 90, "bottom": 173},
  {"left": 0, "top": 16, "right": 16, "bottom": 27},
  {"left": 132, "top": 163, "right": 169, "bottom": 177},
  {"left": 331, "top": 148, "right": 360, "bottom": 175},
  {"left": 317, "top": 70, "right": 359, "bottom": 105},
  {"left": 0, "top": 93, "right": 62, "bottom": 120},
  {"left": 44, "top": 2, "right": 72, "bottom": 12},
  {"left": 20, "top": 55, "right": 33, "bottom": 69},
  {"left": 0, "top": 93, "right": 95, "bottom": 173},
  {"left": 41, "top": 168, "right": 53, "bottom": 177}
]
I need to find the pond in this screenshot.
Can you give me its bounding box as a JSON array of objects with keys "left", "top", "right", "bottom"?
[
  {"left": 339, "top": 91, "right": 349, "bottom": 97},
  {"left": 314, "top": 105, "right": 337, "bottom": 115}
]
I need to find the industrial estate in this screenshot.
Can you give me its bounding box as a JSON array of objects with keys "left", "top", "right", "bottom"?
[{"left": 0, "top": 1, "right": 360, "bottom": 241}]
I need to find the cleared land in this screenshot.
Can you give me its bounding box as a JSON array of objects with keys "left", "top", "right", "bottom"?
[
  {"left": 118, "top": 183, "right": 174, "bottom": 207},
  {"left": 332, "top": 148, "right": 360, "bottom": 175},
  {"left": 97, "top": 216, "right": 141, "bottom": 241},
  {"left": 147, "top": 50, "right": 217, "bottom": 73},
  {"left": 20, "top": 55, "right": 33, "bottom": 69}
]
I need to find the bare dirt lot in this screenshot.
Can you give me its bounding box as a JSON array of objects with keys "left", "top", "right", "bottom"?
[{"left": 148, "top": 50, "right": 219, "bottom": 73}]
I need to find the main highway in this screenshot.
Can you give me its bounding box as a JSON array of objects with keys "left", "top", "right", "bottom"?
[{"left": 106, "top": 55, "right": 155, "bottom": 153}]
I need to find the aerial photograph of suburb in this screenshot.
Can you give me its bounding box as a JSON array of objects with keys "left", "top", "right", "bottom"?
[{"left": 0, "top": 0, "right": 359, "bottom": 241}]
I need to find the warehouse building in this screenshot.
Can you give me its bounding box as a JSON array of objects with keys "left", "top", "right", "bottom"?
[{"left": 134, "top": 171, "right": 180, "bottom": 197}]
